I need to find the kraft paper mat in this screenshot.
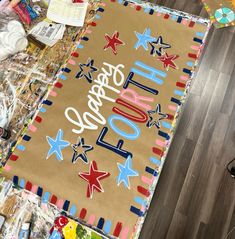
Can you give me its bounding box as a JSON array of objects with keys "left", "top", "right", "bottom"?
[{"left": 1, "top": 0, "right": 211, "bottom": 238}]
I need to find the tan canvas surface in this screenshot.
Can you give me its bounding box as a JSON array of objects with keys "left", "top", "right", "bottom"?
[{"left": 1, "top": 1, "right": 210, "bottom": 238}]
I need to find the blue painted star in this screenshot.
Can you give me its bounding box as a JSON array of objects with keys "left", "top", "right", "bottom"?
[
  {"left": 149, "top": 36, "right": 171, "bottom": 56},
  {"left": 146, "top": 104, "right": 168, "bottom": 129},
  {"left": 134, "top": 28, "right": 156, "bottom": 51},
  {"left": 46, "top": 129, "right": 70, "bottom": 161},
  {"left": 117, "top": 156, "right": 139, "bottom": 189},
  {"left": 71, "top": 137, "right": 93, "bottom": 164},
  {"left": 76, "top": 58, "right": 98, "bottom": 83}
]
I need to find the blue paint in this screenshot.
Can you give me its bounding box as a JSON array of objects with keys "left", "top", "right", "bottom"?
[
  {"left": 132, "top": 61, "right": 166, "bottom": 85},
  {"left": 161, "top": 121, "right": 172, "bottom": 129},
  {"left": 145, "top": 166, "right": 158, "bottom": 176},
  {"left": 43, "top": 100, "right": 53, "bottom": 106},
  {"left": 118, "top": 0, "right": 123, "bottom": 4},
  {"left": 23, "top": 135, "right": 31, "bottom": 141},
  {"left": 19, "top": 178, "right": 25, "bottom": 188},
  {"left": 63, "top": 200, "right": 70, "bottom": 211},
  {"left": 108, "top": 115, "right": 140, "bottom": 140},
  {"left": 39, "top": 107, "right": 46, "bottom": 113},
  {"left": 158, "top": 130, "right": 170, "bottom": 140},
  {"left": 95, "top": 14, "right": 101, "bottom": 19},
  {"left": 77, "top": 44, "right": 84, "bottom": 49},
  {"left": 123, "top": 72, "right": 158, "bottom": 95},
  {"left": 62, "top": 67, "right": 71, "bottom": 73},
  {"left": 42, "top": 192, "right": 50, "bottom": 203},
  {"left": 183, "top": 68, "right": 192, "bottom": 75},
  {"left": 171, "top": 15, "right": 177, "bottom": 21},
  {"left": 96, "top": 127, "right": 132, "bottom": 159},
  {"left": 144, "top": 8, "right": 150, "bottom": 13},
  {"left": 149, "top": 9, "right": 154, "bottom": 15},
  {"left": 193, "top": 37, "right": 203, "bottom": 44},
  {"left": 37, "top": 187, "right": 43, "bottom": 197},
  {"left": 187, "top": 61, "right": 194, "bottom": 67},
  {"left": 149, "top": 156, "right": 161, "bottom": 166},
  {"left": 50, "top": 230, "right": 62, "bottom": 239},
  {"left": 69, "top": 205, "right": 77, "bottom": 216},
  {"left": 97, "top": 218, "right": 105, "bottom": 229},
  {"left": 13, "top": 176, "right": 18, "bottom": 185},
  {"left": 17, "top": 144, "right": 25, "bottom": 151},
  {"left": 174, "top": 89, "right": 184, "bottom": 96},
  {"left": 97, "top": 7, "right": 104, "bottom": 12},
  {"left": 177, "top": 16, "right": 183, "bottom": 23},
  {"left": 134, "top": 196, "right": 147, "bottom": 206},
  {"left": 103, "top": 220, "right": 112, "bottom": 234},
  {"left": 196, "top": 32, "right": 204, "bottom": 37},
  {"left": 58, "top": 74, "right": 67, "bottom": 80},
  {"left": 171, "top": 97, "right": 181, "bottom": 105},
  {"left": 130, "top": 206, "right": 143, "bottom": 216},
  {"left": 123, "top": 1, "right": 128, "bottom": 6},
  {"left": 82, "top": 36, "right": 89, "bottom": 41}
]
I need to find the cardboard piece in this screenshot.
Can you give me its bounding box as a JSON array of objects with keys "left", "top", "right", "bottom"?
[{"left": 1, "top": 1, "right": 211, "bottom": 238}]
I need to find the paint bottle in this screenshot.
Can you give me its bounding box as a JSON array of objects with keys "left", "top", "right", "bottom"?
[
  {"left": 0, "top": 127, "right": 11, "bottom": 140},
  {"left": 19, "top": 223, "right": 30, "bottom": 239}
]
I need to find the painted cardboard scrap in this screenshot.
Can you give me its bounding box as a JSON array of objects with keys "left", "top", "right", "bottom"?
[
  {"left": 1, "top": 0, "right": 211, "bottom": 238},
  {"left": 201, "top": 0, "right": 234, "bottom": 28}
]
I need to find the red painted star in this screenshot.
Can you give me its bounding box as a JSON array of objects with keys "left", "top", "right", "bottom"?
[
  {"left": 104, "top": 31, "right": 125, "bottom": 55},
  {"left": 157, "top": 53, "right": 179, "bottom": 70},
  {"left": 79, "top": 161, "right": 110, "bottom": 198}
]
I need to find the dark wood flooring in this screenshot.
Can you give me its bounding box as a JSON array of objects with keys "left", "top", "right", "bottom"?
[{"left": 140, "top": 1, "right": 235, "bottom": 239}]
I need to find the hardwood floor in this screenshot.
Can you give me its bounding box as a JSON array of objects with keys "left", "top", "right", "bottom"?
[{"left": 140, "top": 1, "right": 235, "bottom": 239}]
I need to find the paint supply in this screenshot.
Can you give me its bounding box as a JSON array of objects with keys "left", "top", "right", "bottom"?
[
  {"left": 18, "top": 222, "right": 30, "bottom": 239},
  {"left": 0, "top": 19, "right": 28, "bottom": 61},
  {"left": 0, "top": 127, "right": 11, "bottom": 140}
]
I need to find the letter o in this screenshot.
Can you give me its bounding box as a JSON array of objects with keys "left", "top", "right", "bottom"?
[{"left": 108, "top": 114, "right": 140, "bottom": 140}]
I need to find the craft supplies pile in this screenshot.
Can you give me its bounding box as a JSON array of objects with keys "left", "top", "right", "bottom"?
[
  {"left": 0, "top": 20, "right": 28, "bottom": 61},
  {"left": 0, "top": 0, "right": 88, "bottom": 62}
]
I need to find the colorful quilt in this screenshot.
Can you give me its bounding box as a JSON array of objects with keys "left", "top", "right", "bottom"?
[
  {"left": 202, "top": 0, "right": 235, "bottom": 28},
  {"left": 1, "top": 0, "right": 211, "bottom": 238}
]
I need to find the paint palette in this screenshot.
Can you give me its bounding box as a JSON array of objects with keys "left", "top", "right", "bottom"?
[{"left": 1, "top": 1, "right": 211, "bottom": 238}]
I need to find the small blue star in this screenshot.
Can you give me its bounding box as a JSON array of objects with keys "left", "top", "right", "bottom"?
[
  {"left": 134, "top": 28, "right": 156, "bottom": 51},
  {"left": 146, "top": 104, "right": 168, "bottom": 129},
  {"left": 71, "top": 137, "right": 93, "bottom": 164},
  {"left": 117, "top": 156, "right": 139, "bottom": 189},
  {"left": 46, "top": 129, "right": 70, "bottom": 161}
]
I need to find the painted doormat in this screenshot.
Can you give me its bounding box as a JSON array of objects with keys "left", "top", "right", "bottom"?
[
  {"left": 202, "top": 0, "right": 235, "bottom": 28},
  {"left": 1, "top": 0, "right": 211, "bottom": 238}
]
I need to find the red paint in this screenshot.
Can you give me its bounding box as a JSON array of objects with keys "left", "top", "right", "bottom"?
[
  {"left": 189, "top": 21, "right": 195, "bottom": 27},
  {"left": 55, "top": 82, "right": 63, "bottom": 88},
  {"left": 136, "top": 6, "right": 141, "bottom": 11},
  {"left": 137, "top": 186, "right": 150, "bottom": 197},
  {"left": 176, "top": 82, "right": 186, "bottom": 88},
  {"left": 25, "top": 181, "right": 32, "bottom": 191},
  {"left": 71, "top": 52, "right": 79, "bottom": 57},
  {"left": 50, "top": 195, "right": 58, "bottom": 205},
  {"left": 113, "top": 222, "right": 122, "bottom": 237},
  {"left": 152, "top": 147, "right": 164, "bottom": 157},
  {"left": 79, "top": 208, "right": 87, "bottom": 219},
  {"left": 35, "top": 116, "right": 42, "bottom": 123},
  {"left": 164, "top": 14, "right": 170, "bottom": 19},
  {"left": 90, "top": 22, "right": 97, "bottom": 27},
  {"left": 113, "top": 98, "right": 148, "bottom": 123},
  {"left": 188, "top": 53, "right": 197, "bottom": 59},
  {"left": 10, "top": 154, "right": 18, "bottom": 161},
  {"left": 167, "top": 114, "right": 174, "bottom": 120}
]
